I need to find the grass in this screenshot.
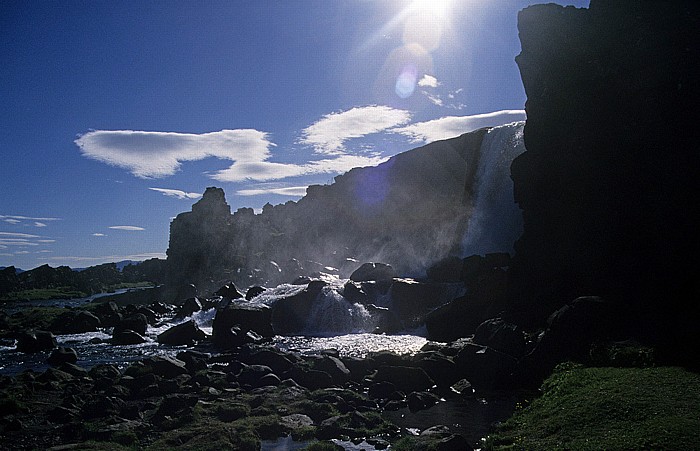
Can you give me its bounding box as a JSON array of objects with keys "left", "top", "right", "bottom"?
[
  {"left": 0, "top": 288, "right": 88, "bottom": 301},
  {"left": 484, "top": 363, "right": 700, "bottom": 450},
  {"left": 2, "top": 306, "right": 68, "bottom": 331}
]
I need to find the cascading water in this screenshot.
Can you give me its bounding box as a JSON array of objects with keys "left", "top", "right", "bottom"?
[
  {"left": 462, "top": 121, "right": 526, "bottom": 256},
  {"left": 304, "top": 285, "right": 376, "bottom": 335}
]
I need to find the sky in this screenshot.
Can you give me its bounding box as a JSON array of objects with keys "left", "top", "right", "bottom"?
[{"left": 0, "top": 0, "right": 589, "bottom": 270}]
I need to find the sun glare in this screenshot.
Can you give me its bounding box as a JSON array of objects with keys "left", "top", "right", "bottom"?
[{"left": 409, "top": 0, "right": 452, "bottom": 19}]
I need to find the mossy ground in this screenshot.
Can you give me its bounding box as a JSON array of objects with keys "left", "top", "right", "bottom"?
[{"left": 484, "top": 363, "right": 700, "bottom": 450}]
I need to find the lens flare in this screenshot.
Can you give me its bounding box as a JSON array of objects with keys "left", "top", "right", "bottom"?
[{"left": 395, "top": 64, "right": 418, "bottom": 98}]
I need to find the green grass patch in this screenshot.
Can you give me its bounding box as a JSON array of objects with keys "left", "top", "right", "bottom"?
[
  {"left": 485, "top": 364, "right": 700, "bottom": 450},
  {"left": 3, "top": 306, "right": 68, "bottom": 331}
]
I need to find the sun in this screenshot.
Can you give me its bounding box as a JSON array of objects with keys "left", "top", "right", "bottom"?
[{"left": 409, "top": 0, "right": 452, "bottom": 19}]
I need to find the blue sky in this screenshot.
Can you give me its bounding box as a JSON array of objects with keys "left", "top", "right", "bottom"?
[{"left": 0, "top": 0, "right": 588, "bottom": 270}]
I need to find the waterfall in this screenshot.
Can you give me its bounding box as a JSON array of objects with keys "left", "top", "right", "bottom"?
[
  {"left": 462, "top": 121, "right": 526, "bottom": 256},
  {"left": 303, "top": 285, "right": 377, "bottom": 335}
]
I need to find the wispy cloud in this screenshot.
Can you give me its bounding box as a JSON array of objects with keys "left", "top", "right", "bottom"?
[
  {"left": 108, "top": 226, "right": 145, "bottom": 231},
  {"left": 0, "top": 215, "right": 60, "bottom": 228},
  {"left": 211, "top": 155, "right": 387, "bottom": 182},
  {"left": 300, "top": 106, "right": 411, "bottom": 155},
  {"left": 0, "top": 232, "right": 41, "bottom": 238},
  {"left": 0, "top": 240, "right": 39, "bottom": 247},
  {"left": 48, "top": 252, "right": 167, "bottom": 264},
  {"left": 34, "top": 222, "right": 47, "bottom": 227},
  {"left": 149, "top": 187, "right": 202, "bottom": 200},
  {"left": 236, "top": 184, "right": 309, "bottom": 197},
  {"left": 3, "top": 219, "right": 21, "bottom": 224},
  {"left": 392, "top": 110, "right": 527, "bottom": 143},
  {"left": 92, "top": 233, "right": 106, "bottom": 237},
  {"left": 0, "top": 215, "right": 60, "bottom": 222},
  {"left": 418, "top": 74, "right": 440, "bottom": 88},
  {"left": 75, "top": 129, "right": 274, "bottom": 179}
]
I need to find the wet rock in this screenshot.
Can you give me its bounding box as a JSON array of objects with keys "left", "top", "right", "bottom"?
[
  {"left": 413, "top": 351, "right": 460, "bottom": 389},
  {"left": 114, "top": 313, "right": 148, "bottom": 336},
  {"left": 372, "top": 366, "right": 434, "bottom": 393},
  {"left": 454, "top": 343, "right": 518, "bottom": 389},
  {"left": 237, "top": 364, "right": 275, "bottom": 388},
  {"left": 450, "top": 379, "right": 474, "bottom": 397},
  {"left": 142, "top": 356, "right": 188, "bottom": 379},
  {"left": 437, "top": 434, "right": 472, "bottom": 451},
  {"left": 178, "top": 297, "right": 202, "bottom": 318},
  {"left": 310, "top": 355, "right": 351, "bottom": 386},
  {"left": 57, "top": 363, "right": 89, "bottom": 378},
  {"left": 155, "top": 393, "right": 198, "bottom": 418},
  {"left": 16, "top": 330, "right": 57, "bottom": 353},
  {"left": 388, "top": 278, "right": 452, "bottom": 328},
  {"left": 176, "top": 350, "right": 210, "bottom": 373},
  {"left": 52, "top": 310, "right": 101, "bottom": 334},
  {"left": 214, "top": 282, "right": 244, "bottom": 300},
  {"left": 242, "top": 348, "right": 295, "bottom": 375},
  {"left": 342, "top": 280, "right": 370, "bottom": 304},
  {"left": 47, "top": 347, "right": 78, "bottom": 367},
  {"left": 111, "top": 329, "right": 147, "bottom": 345},
  {"left": 91, "top": 301, "right": 122, "bottom": 327},
  {"left": 350, "top": 262, "right": 396, "bottom": 282},
  {"left": 89, "top": 364, "right": 121, "bottom": 381},
  {"left": 291, "top": 276, "right": 312, "bottom": 285},
  {"left": 286, "top": 366, "right": 334, "bottom": 390},
  {"left": 407, "top": 391, "right": 440, "bottom": 412},
  {"left": 269, "top": 281, "right": 326, "bottom": 335},
  {"left": 157, "top": 320, "right": 206, "bottom": 346},
  {"left": 213, "top": 303, "right": 274, "bottom": 348},
  {"left": 245, "top": 285, "right": 266, "bottom": 300},
  {"left": 426, "top": 256, "right": 463, "bottom": 282},
  {"left": 368, "top": 381, "right": 398, "bottom": 400},
  {"left": 279, "top": 413, "right": 314, "bottom": 430},
  {"left": 473, "top": 317, "right": 526, "bottom": 358}
]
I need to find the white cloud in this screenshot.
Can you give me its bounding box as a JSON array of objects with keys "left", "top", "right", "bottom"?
[
  {"left": 75, "top": 129, "right": 274, "bottom": 179},
  {"left": 36, "top": 250, "right": 53, "bottom": 253},
  {"left": 0, "top": 240, "right": 39, "bottom": 247},
  {"left": 48, "top": 252, "right": 167, "bottom": 264},
  {"left": 418, "top": 74, "right": 440, "bottom": 88},
  {"left": 108, "top": 226, "right": 145, "bottom": 231},
  {"left": 0, "top": 215, "right": 60, "bottom": 222},
  {"left": 149, "top": 187, "right": 203, "bottom": 200},
  {"left": 300, "top": 105, "right": 411, "bottom": 155},
  {"left": 37, "top": 240, "right": 55, "bottom": 243},
  {"left": 236, "top": 184, "right": 309, "bottom": 197},
  {"left": 392, "top": 110, "right": 527, "bottom": 143},
  {"left": 0, "top": 232, "right": 40, "bottom": 238},
  {"left": 423, "top": 92, "right": 444, "bottom": 106},
  {"left": 92, "top": 233, "right": 106, "bottom": 237},
  {"left": 34, "top": 222, "right": 47, "bottom": 227},
  {"left": 15, "top": 251, "right": 30, "bottom": 255},
  {"left": 211, "top": 155, "right": 386, "bottom": 182},
  {"left": 4, "top": 219, "right": 21, "bottom": 224}
]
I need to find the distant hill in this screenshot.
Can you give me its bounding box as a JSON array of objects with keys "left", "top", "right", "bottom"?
[{"left": 0, "top": 266, "right": 24, "bottom": 274}]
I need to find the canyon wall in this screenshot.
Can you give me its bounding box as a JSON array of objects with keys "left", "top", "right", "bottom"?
[{"left": 508, "top": 0, "right": 700, "bottom": 347}]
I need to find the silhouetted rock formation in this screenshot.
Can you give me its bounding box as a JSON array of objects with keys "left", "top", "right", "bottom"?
[
  {"left": 166, "top": 129, "right": 489, "bottom": 294},
  {"left": 508, "top": 1, "right": 700, "bottom": 363}
]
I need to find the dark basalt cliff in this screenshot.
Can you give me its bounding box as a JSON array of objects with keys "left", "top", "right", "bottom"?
[
  {"left": 508, "top": 1, "right": 700, "bottom": 350},
  {"left": 166, "top": 129, "right": 488, "bottom": 293}
]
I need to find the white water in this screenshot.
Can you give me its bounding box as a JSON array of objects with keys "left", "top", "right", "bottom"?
[{"left": 462, "top": 121, "right": 526, "bottom": 256}]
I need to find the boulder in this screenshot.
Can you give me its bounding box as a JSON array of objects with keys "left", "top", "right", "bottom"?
[
  {"left": 114, "top": 313, "right": 148, "bottom": 336},
  {"left": 214, "top": 282, "right": 243, "bottom": 300},
  {"left": 111, "top": 329, "right": 147, "bottom": 345},
  {"left": 16, "top": 330, "right": 57, "bottom": 353},
  {"left": 473, "top": 318, "right": 526, "bottom": 358},
  {"left": 237, "top": 364, "right": 275, "bottom": 388},
  {"left": 142, "top": 356, "right": 188, "bottom": 379},
  {"left": 349, "top": 263, "right": 396, "bottom": 282},
  {"left": 426, "top": 256, "right": 463, "bottom": 282},
  {"left": 47, "top": 347, "right": 78, "bottom": 366},
  {"left": 269, "top": 281, "right": 326, "bottom": 335},
  {"left": 453, "top": 343, "right": 518, "bottom": 389},
  {"left": 407, "top": 391, "right": 440, "bottom": 412},
  {"left": 245, "top": 285, "right": 266, "bottom": 300},
  {"left": 178, "top": 297, "right": 202, "bottom": 318},
  {"left": 388, "top": 279, "right": 455, "bottom": 328},
  {"left": 52, "top": 310, "right": 101, "bottom": 334},
  {"left": 413, "top": 351, "right": 460, "bottom": 389},
  {"left": 157, "top": 320, "right": 206, "bottom": 346},
  {"left": 372, "top": 366, "right": 434, "bottom": 393},
  {"left": 212, "top": 303, "right": 273, "bottom": 348},
  {"left": 310, "top": 355, "right": 351, "bottom": 386},
  {"left": 91, "top": 301, "right": 122, "bottom": 327}
]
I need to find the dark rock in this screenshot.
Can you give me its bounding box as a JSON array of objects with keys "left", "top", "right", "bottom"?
[
  {"left": 243, "top": 348, "right": 295, "bottom": 375},
  {"left": 291, "top": 276, "right": 312, "bottom": 285},
  {"left": 155, "top": 393, "right": 198, "bottom": 418},
  {"left": 47, "top": 347, "right": 78, "bottom": 366},
  {"left": 473, "top": 318, "right": 526, "bottom": 358},
  {"left": 368, "top": 381, "right": 398, "bottom": 400},
  {"left": 269, "top": 281, "right": 326, "bottom": 335},
  {"left": 426, "top": 256, "right": 464, "bottom": 282},
  {"left": 342, "top": 280, "right": 370, "bottom": 304},
  {"left": 286, "top": 366, "right": 334, "bottom": 390},
  {"left": 111, "top": 329, "right": 147, "bottom": 345},
  {"left": 407, "top": 391, "right": 440, "bottom": 412},
  {"left": 279, "top": 413, "right": 314, "bottom": 430},
  {"left": 52, "top": 310, "right": 101, "bottom": 334},
  {"left": 425, "top": 291, "right": 503, "bottom": 342},
  {"left": 453, "top": 343, "right": 518, "bottom": 389},
  {"left": 212, "top": 303, "right": 274, "bottom": 348},
  {"left": 413, "top": 351, "right": 460, "bottom": 389},
  {"left": 350, "top": 262, "right": 396, "bottom": 282},
  {"left": 178, "top": 297, "right": 202, "bottom": 318},
  {"left": 16, "top": 330, "right": 57, "bottom": 353},
  {"left": 176, "top": 350, "right": 210, "bottom": 373},
  {"left": 142, "top": 356, "right": 188, "bottom": 379},
  {"left": 237, "top": 364, "right": 275, "bottom": 388},
  {"left": 157, "top": 320, "right": 206, "bottom": 346},
  {"left": 485, "top": 252, "right": 510, "bottom": 268},
  {"left": 58, "top": 362, "right": 89, "bottom": 378},
  {"left": 89, "top": 364, "right": 121, "bottom": 381},
  {"left": 91, "top": 301, "right": 122, "bottom": 327},
  {"left": 310, "top": 355, "right": 351, "bottom": 386},
  {"left": 214, "top": 282, "right": 244, "bottom": 300},
  {"left": 450, "top": 379, "right": 474, "bottom": 397},
  {"left": 114, "top": 313, "right": 148, "bottom": 336},
  {"left": 437, "top": 434, "right": 472, "bottom": 451},
  {"left": 509, "top": 1, "right": 700, "bottom": 363},
  {"left": 372, "top": 366, "right": 434, "bottom": 393},
  {"left": 388, "top": 278, "right": 455, "bottom": 328},
  {"left": 245, "top": 285, "right": 266, "bottom": 300},
  {"left": 48, "top": 405, "right": 79, "bottom": 423}
]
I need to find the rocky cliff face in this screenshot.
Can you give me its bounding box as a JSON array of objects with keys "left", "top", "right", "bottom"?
[
  {"left": 509, "top": 0, "right": 700, "bottom": 346},
  {"left": 166, "top": 129, "right": 489, "bottom": 293}
]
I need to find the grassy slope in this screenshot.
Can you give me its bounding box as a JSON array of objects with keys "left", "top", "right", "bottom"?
[{"left": 485, "top": 364, "right": 700, "bottom": 450}]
